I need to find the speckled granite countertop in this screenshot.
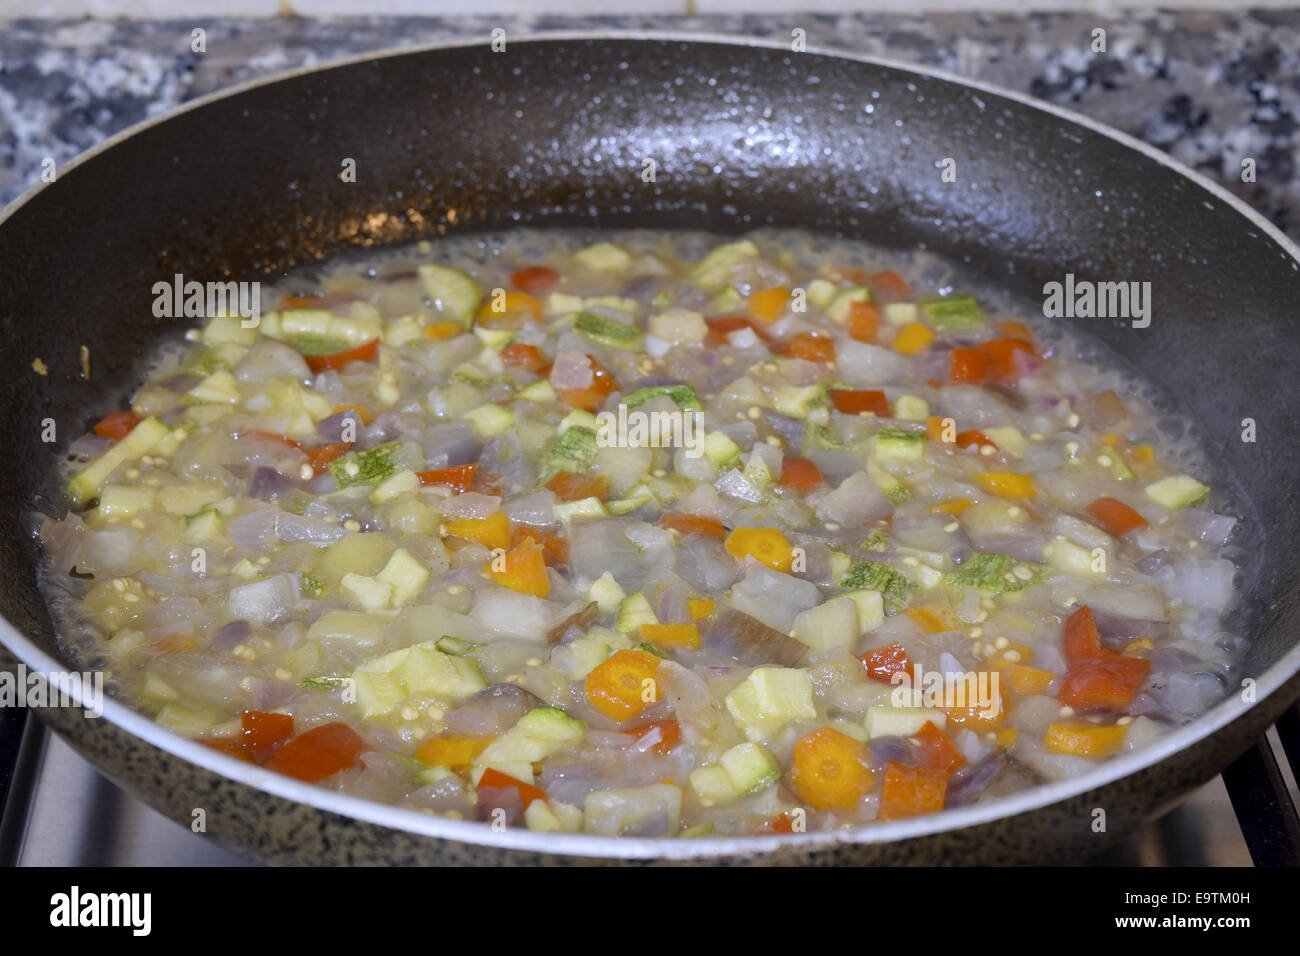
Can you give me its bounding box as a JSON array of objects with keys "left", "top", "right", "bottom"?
[{"left": 2, "top": 11, "right": 1298, "bottom": 236}]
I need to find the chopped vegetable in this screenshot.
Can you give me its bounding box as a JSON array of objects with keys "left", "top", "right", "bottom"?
[
  {"left": 660, "top": 512, "right": 727, "bottom": 540},
  {"left": 841, "top": 560, "right": 911, "bottom": 610},
  {"left": 584, "top": 649, "right": 661, "bottom": 721},
  {"left": 976, "top": 472, "right": 1036, "bottom": 498},
  {"left": 1045, "top": 720, "right": 1128, "bottom": 758},
  {"left": 780, "top": 456, "right": 824, "bottom": 490},
  {"left": 892, "top": 323, "right": 935, "bottom": 355},
  {"left": 93, "top": 411, "right": 142, "bottom": 442},
  {"left": 946, "top": 552, "right": 1035, "bottom": 593},
  {"left": 443, "top": 511, "right": 512, "bottom": 550},
  {"left": 302, "top": 337, "right": 380, "bottom": 373},
  {"left": 878, "top": 762, "right": 948, "bottom": 820},
  {"left": 828, "top": 388, "right": 890, "bottom": 416},
  {"left": 417, "top": 463, "right": 478, "bottom": 493},
  {"left": 263, "top": 722, "right": 368, "bottom": 783},
  {"left": 621, "top": 384, "right": 701, "bottom": 410},
  {"left": 1084, "top": 496, "right": 1147, "bottom": 537},
  {"left": 860, "top": 642, "right": 914, "bottom": 684},
  {"left": 724, "top": 527, "right": 795, "bottom": 573},
  {"left": 491, "top": 540, "right": 550, "bottom": 597},
  {"left": 329, "top": 441, "right": 404, "bottom": 489},
  {"left": 789, "top": 726, "right": 874, "bottom": 811},
  {"left": 914, "top": 720, "right": 965, "bottom": 772}
]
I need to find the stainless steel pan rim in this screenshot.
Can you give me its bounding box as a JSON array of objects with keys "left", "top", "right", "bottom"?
[{"left": 2, "top": 31, "right": 1297, "bottom": 861}]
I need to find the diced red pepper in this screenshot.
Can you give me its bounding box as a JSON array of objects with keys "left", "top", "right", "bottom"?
[
  {"left": 303, "top": 337, "right": 380, "bottom": 374},
  {"left": 847, "top": 300, "right": 880, "bottom": 343},
  {"left": 778, "top": 332, "right": 836, "bottom": 362},
  {"left": 263, "top": 722, "right": 368, "bottom": 783},
  {"left": 417, "top": 463, "right": 478, "bottom": 493},
  {"left": 476, "top": 767, "right": 549, "bottom": 810},
  {"left": 978, "top": 338, "right": 1037, "bottom": 385},
  {"left": 240, "top": 710, "right": 295, "bottom": 760},
  {"left": 914, "top": 720, "right": 965, "bottom": 773},
  {"left": 949, "top": 347, "right": 987, "bottom": 384},
  {"left": 758, "top": 812, "right": 796, "bottom": 834},
  {"left": 511, "top": 266, "right": 560, "bottom": 295},
  {"left": 659, "top": 512, "right": 727, "bottom": 540},
  {"left": 860, "top": 642, "right": 915, "bottom": 684},
  {"left": 93, "top": 411, "right": 142, "bottom": 442},
  {"left": 1063, "top": 605, "right": 1105, "bottom": 668},
  {"left": 500, "top": 342, "right": 546, "bottom": 372},
  {"left": 955, "top": 429, "right": 997, "bottom": 451},
  {"left": 1083, "top": 497, "right": 1148, "bottom": 537},
  {"left": 305, "top": 441, "right": 351, "bottom": 471},
  {"left": 828, "top": 388, "right": 890, "bottom": 416},
  {"left": 781, "top": 456, "right": 825, "bottom": 491}
]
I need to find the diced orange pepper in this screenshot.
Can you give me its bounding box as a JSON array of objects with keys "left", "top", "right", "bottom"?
[
  {"left": 928, "top": 497, "right": 974, "bottom": 515},
  {"left": 557, "top": 355, "right": 617, "bottom": 412},
  {"left": 907, "top": 608, "right": 948, "bottom": 634},
  {"left": 584, "top": 649, "right": 661, "bottom": 721},
  {"left": 240, "top": 710, "right": 295, "bottom": 760},
  {"left": 945, "top": 694, "right": 1007, "bottom": 731},
  {"left": 977, "top": 472, "right": 1036, "bottom": 498},
  {"left": 872, "top": 270, "right": 914, "bottom": 297},
  {"left": 777, "top": 332, "right": 836, "bottom": 362},
  {"left": 1058, "top": 656, "right": 1150, "bottom": 713},
  {"left": 490, "top": 540, "right": 549, "bottom": 597},
  {"left": 476, "top": 290, "right": 542, "bottom": 327},
  {"left": 878, "top": 762, "right": 949, "bottom": 820},
  {"left": 1045, "top": 720, "right": 1128, "bottom": 758},
  {"left": 1130, "top": 443, "right": 1155, "bottom": 464},
  {"left": 511, "top": 266, "right": 560, "bottom": 295},
  {"left": 860, "top": 642, "right": 914, "bottom": 684},
  {"left": 476, "top": 767, "right": 548, "bottom": 810},
  {"left": 914, "top": 720, "right": 965, "bottom": 773},
  {"left": 415, "top": 734, "right": 491, "bottom": 768},
  {"left": 978, "top": 337, "right": 1036, "bottom": 384},
  {"left": 828, "top": 388, "right": 890, "bottom": 416},
  {"left": 623, "top": 719, "right": 681, "bottom": 756},
  {"left": 949, "top": 347, "right": 987, "bottom": 384},
  {"left": 660, "top": 512, "right": 727, "bottom": 540},
  {"left": 544, "top": 472, "right": 611, "bottom": 502},
  {"left": 303, "top": 337, "right": 380, "bottom": 373},
  {"left": 1063, "top": 605, "right": 1105, "bottom": 668},
  {"left": 424, "top": 320, "right": 464, "bottom": 341},
  {"left": 1005, "top": 664, "right": 1057, "bottom": 696},
  {"left": 925, "top": 416, "right": 949, "bottom": 441},
  {"left": 500, "top": 342, "right": 546, "bottom": 372},
  {"left": 511, "top": 525, "right": 570, "bottom": 566},
  {"left": 724, "top": 527, "right": 794, "bottom": 573},
  {"left": 847, "top": 300, "right": 880, "bottom": 342},
  {"left": 748, "top": 285, "right": 791, "bottom": 323},
  {"left": 1083, "top": 497, "right": 1147, "bottom": 537},
  {"left": 443, "top": 511, "right": 511, "bottom": 550},
  {"left": 641, "top": 623, "right": 700, "bottom": 649},
  {"left": 687, "top": 599, "right": 716, "bottom": 621},
  {"left": 789, "top": 727, "right": 874, "bottom": 812},
  {"left": 93, "top": 411, "right": 142, "bottom": 442},
  {"left": 956, "top": 429, "right": 997, "bottom": 451},
  {"left": 891, "top": 323, "right": 935, "bottom": 355},
  {"left": 780, "top": 456, "right": 824, "bottom": 490},
  {"left": 758, "top": 812, "right": 796, "bottom": 834},
  {"left": 264, "top": 722, "right": 368, "bottom": 783},
  {"left": 417, "top": 463, "right": 478, "bottom": 493}
]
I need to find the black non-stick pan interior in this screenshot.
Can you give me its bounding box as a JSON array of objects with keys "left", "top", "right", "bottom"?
[{"left": 1, "top": 37, "right": 1296, "bottom": 692}]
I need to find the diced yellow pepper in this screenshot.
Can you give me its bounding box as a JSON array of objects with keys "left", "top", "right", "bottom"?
[
  {"left": 977, "top": 472, "right": 1036, "bottom": 498},
  {"left": 1045, "top": 720, "right": 1127, "bottom": 758},
  {"left": 1005, "top": 664, "right": 1056, "bottom": 696},
  {"left": 687, "top": 599, "right": 716, "bottom": 622},
  {"left": 642, "top": 623, "right": 700, "bottom": 649},
  {"left": 444, "top": 511, "right": 511, "bottom": 550},
  {"left": 724, "top": 527, "right": 794, "bottom": 573},
  {"left": 928, "top": 497, "right": 974, "bottom": 515},
  {"left": 891, "top": 323, "right": 935, "bottom": 355}
]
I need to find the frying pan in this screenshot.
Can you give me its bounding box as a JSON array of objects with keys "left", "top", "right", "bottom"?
[{"left": 2, "top": 34, "right": 1298, "bottom": 865}]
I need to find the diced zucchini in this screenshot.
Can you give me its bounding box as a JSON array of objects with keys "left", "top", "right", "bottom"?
[
  {"left": 790, "top": 598, "right": 859, "bottom": 654},
  {"left": 418, "top": 264, "right": 483, "bottom": 328},
  {"left": 985, "top": 426, "right": 1028, "bottom": 458},
  {"left": 573, "top": 242, "right": 632, "bottom": 273},
  {"left": 329, "top": 441, "right": 405, "bottom": 488},
  {"left": 1145, "top": 474, "right": 1210, "bottom": 510},
  {"left": 464, "top": 403, "right": 515, "bottom": 438},
  {"left": 68, "top": 415, "right": 171, "bottom": 506},
  {"left": 841, "top": 560, "right": 911, "bottom": 612},
  {"left": 540, "top": 425, "right": 599, "bottom": 482},
  {"left": 772, "top": 383, "right": 828, "bottom": 420},
  {"left": 621, "top": 384, "right": 701, "bottom": 410},
  {"left": 287, "top": 331, "right": 351, "bottom": 357},
  {"left": 473, "top": 326, "right": 516, "bottom": 351},
  {"left": 724, "top": 667, "right": 816, "bottom": 743},
  {"left": 582, "top": 783, "right": 682, "bottom": 836},
  {"left": 921, "top": 295, "right": 983, "bottom": 329},
  {"left": 688, "top": 766, "right": 737, "bottom": 807},
  {"left": 946, "top": 552, "right": 1037, "bottom": 593},
  {"left": 435, "top": 635, "right": 478, "bottom": 656},
  {"left": 96, "top": 485, "right": 155, "bottom": 518},
  {"left": 719, "top": 742, "right": 780, "bottom": 795},
  {"left": 1103, "top": 444, "right": 1136, "bottom": 481},
  {"left": 182, "top": 507, "right": 224, "bottom": 542},
  {"left": 806, "top": 279, "right": 838, "bottom": 311},
  {"left": 842, "top": 589, "right": 885, "bottom": 633},
  {"left": 883, "top": 302, "right": 918, "bottom": 326},
  {"left": 375, "top": 547, "right": 429, "bottom": 607},
  {"left": 1044, "top": 537, "right": 1103, "bottom": 577},
  {"left": 352, "top": 639, "right": 486, "bottom": 719},
  {"left": 709, "top": 285, "right": 746, "bottom": 314},
  {"left": 702, "top": 431, "right": 742, "bottom": 469},
  {"left": 616, "top": 591, "right": 658, "bottom": 635},
  {"left": 606, "top": 484, "right": 655, "bottom": 516},
  {"left": 867, "top": 462, "right": 909, "bottom": 503},
  {"left": 866, "top": 705, "right": 947, "bottom": 738},
  {"left": 872, "top": 426, "right": 926, "bottom": 463},
  {"left": 690, "top": 239, "right": 760, "bottom": 290},
  {"left": 157, "top": 482, "right": 225, "bottom": 516},
  {"left": 369, "top": 468, "right": 420, "bottom": 504},
  {"left": 587, "top": 572, "right": 627, "bottom": 615},
  {"left": 472, "top": 706, "right": 587, "bottom": 784},
  {"left": 517, "top": 379, "right": 557, "bottom": 403},
  {"left": 574, "top": 311, "right": 644, "bottom": 351}
]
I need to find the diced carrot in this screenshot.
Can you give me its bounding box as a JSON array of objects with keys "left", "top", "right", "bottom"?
[
  {"left": 928, "top": 497, "right": 974, "bottom": 515},
  {"left": 500, "top": 342, "right": 546, "bottom": 372},
  {"left": 956, "top": 429, "right": 997, "bottom": 451},
  {"left": 872, "top": 269, "right": 914, "bottom": 297},
  {"left": 976, "top": 472, "right": 1035, "bottom": 498},
  {"left": 305, "top": 441, "right": 351, "bottom": 471},
  {"left": 1005, "top": 664, "right": 1057, "bottom": 696},
  {"left": 777, "top": 332, "right": 835, "bottom": 362},
  {"left": 557, "top": 355, "right": 617, "bottom": 412},
  {"left": 584, "top": 649, "right": 661, "bottom": 721},
  {"left": 914, "top": 720, "right": 965, "bottom": 773},
  {"left": 978, "top": 337, "right": 1036, "bottom": 384},
  {"left": 1083, "top": 497, "right": 1148, "bottom": 537},
  {"left": 264, "top": 722, "right": 367, "bottom": 783},
  {"left": 847, "top": 300, "right": 881, "bottom": 343},
  {"left": 417, "top": 463, "right": 478, "bottom": 493},
  {"left": 724, "top": 527, "right": 794, "bottom": 573},
  {"left": 790, "top": 726, "right": 874, "bottom": 812},
  {"left": 641, "top": 623, "right": 700, "bottom": 649},
  {"left": 443, "top": 511, "right": 511, "bottom": 550},
  {"left": 780, "top": 456, "right": 824, "bottom": 490},
  {"left": 878, "top": 762, "right": 949, "bottom": 820},
  {"left": 303, "top": 337, "right": 380, "bottom": 373},
  {"left": 949, "top": 347, "right": 987, "bottom": 384},
  {"left": 892, "top": 323, "right": 934, "bottom": 355},
  {"left": 93, "top": 411, "right": 142, "bottom": 442},
  {"left": 1063, "top": 605, "right": 1105, "bottom": 668},
  {"left": 476, "top": 767, "right": 548, "bottom": 810},
  {"left": 423, "top": 320, "right": 464, "bottom": 341},
  {"left": 860, "top": 642, "right": 914, "bottom": 684},
  {"left": 687, "top": 599, "right": 716, "bottom": 621},
  {"left": 1058, "top": 656, "right": 1150, "bottom": 712},
  {"left": 475, "top": 290, "right": 542, "bottom": 327},
  {"left": 511, "top": 265, "right": 560, "bottom": 295},
  {"left": 544, "top": 472, "right": 611, "bottom": 502},
  {"left": 828, "top": 388, "right": 890, "bottom": 416},
  {"left": 510, "top": 525, "right": 569, "bottom": 566},
  {"left": 1045, "top": 720, "right": 1128, "bottom": 758},
  {"left": 748, "top": 285, "right": 791, "bottom": 323},
  {"left": 490, "top": 539, "right": 549, "bottom": 597},
  {"left": 414, "top": 734, "right": 490, "bottom": 769},
  {"left": 240, "top": 710, "right": 295, "bottom": 760},
  {"left": 705, "top": 316, "right": 769, "bottom": 346},
  {"left": 660, "top": 512, "right": 727, "bottom": 540},
  {"left": 624, "top": 719, "right": 681, "bottom": 756},
  {"left": 999, "top": 320, "right": 1033, "bottom": 340}
]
